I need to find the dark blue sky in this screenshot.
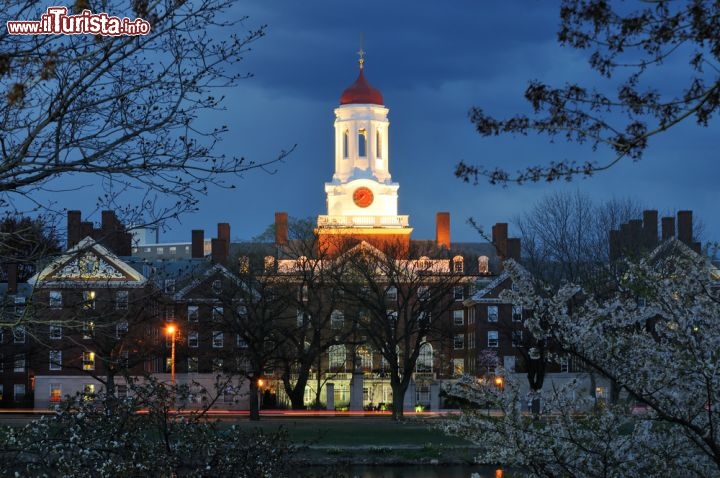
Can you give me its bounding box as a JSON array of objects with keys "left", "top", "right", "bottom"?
[{"left": 63, "top": 1, "right": 720, "bottom": 245}]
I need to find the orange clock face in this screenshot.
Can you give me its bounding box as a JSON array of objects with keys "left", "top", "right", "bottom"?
[{"left": 353, "top": 187, "right": 374, "bottom": 208}]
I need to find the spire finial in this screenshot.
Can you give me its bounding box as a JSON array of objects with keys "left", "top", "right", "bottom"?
[{"left": 357, "top": 33, "right": 365, "bottom": 69}]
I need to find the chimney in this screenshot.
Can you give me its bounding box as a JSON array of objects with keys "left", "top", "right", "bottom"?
[
  {"left": 492, "top": 223, "right": 508, "bottom": 260},
  {"left": 7, "top": 263, "right": 17, "bottom": 294},
  {"left": 275, "top": 212, "right": 288, "bottom": 246},
  {"left": 506, "top": 238, "right": 521, "bottom": 261},
  {"left": 629, "top": 219, "right": 643, "bottom": 256},
  {"left": 677, "top": 210, "right": 692, "bottom": 246},
  {"left": 609, "top": 229, "right": 620, "bottom": 261},
  {"left": 661, "top": 216, "right": 675, "bottom": 241},
  {"left": 191, "top": 230, "right": 204, "bottom": 258},
  {"left": 217, "top": 223, "right": 231, "bottom": 258},
  {"left": 435, "top": 212, "right": 450, "bottom": 249},
  {"left": 211, "top": 238, "right": 227, "bottom": 264},
  {"left": 642, "top": 210, "right": 658, "bottom": 250},
  {"left": 67, "top": 210, "right": 82, "bottom": 250}
]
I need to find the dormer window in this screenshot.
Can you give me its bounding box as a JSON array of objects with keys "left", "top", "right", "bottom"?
[
  {"left": 453, "top": 255, "right": 464, "bottom": 273},
  {"left": 358, "top": 128, "right": 367, "bottom": 157},
  {"left": 478, "top": 256, "right": 489, "bottom": 274}
]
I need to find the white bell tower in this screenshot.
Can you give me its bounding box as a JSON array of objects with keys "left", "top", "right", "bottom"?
[{"left": 317, "top": 50, "right": 412, "bottom": 254}]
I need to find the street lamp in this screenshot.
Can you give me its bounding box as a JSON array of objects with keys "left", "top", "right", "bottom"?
[{"left": 166, "top": 324, "right": 176, "bottom": 385}]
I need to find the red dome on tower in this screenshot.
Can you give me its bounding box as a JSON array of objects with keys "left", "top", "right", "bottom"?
[{"left": 340, "top": 68, "right": 384, "bottom": 105}]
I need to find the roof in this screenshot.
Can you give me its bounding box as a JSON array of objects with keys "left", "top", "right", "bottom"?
[{"left": 339, "top": 68, "right": 384, "bottom": 105}]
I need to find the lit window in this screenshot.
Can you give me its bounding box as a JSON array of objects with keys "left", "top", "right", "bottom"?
[
  {"left": 83, "top": 290, "right": 96, "bottom": 310},
  {"left": 14, "top": 353, "right": 26, "bottom": 372},
  {"left": 50, "top": 383, "right": 62, "bottom": 403},
  {"left": 264, "top": 255, "right": 275, "bottom": 272},
  {"left": 357, "top": 346, "right": 373, "bottom": 372},
  {"left": 331, "top": 310, "right": 344, "bottom": 330},
  {"left": 82, "top": 352, "right": 96, "bottom": 371},
  {"left": 83, "top": 320, "right": 95, "bottom": 339},
  {"left": 454, "top": 334, "right": 465, "bottom": 350},
  {"left": 358, "top": 128, "right": 367, "bottom": 157},
  {"left": 478, "top": 256, "right": 489, "bottom": 274},
  {"left": 49, "top": 291, "right": 62, "bottom": 308},
  {"left": 83, "top": 384, "right": 95, "bottom": 399},
  {"left": 116, "top": 291, "right": 129, "bottom": 310},
  {"left": 212, "top": 358, "right": 224, "bottom": 373},
  {"left": 488, "top": 331, "right": 499, "bottom": 348},
  {"left": 13, "top": 326, "right": 25, "bottom": 343},
  {"left": 453, "top": 309, "right": 464, "bottom": 326},
  {"left": 453, "top": 358, "right": 464, "bottom": 377},
  {"left": 49, "top": 350, "right": 62, "bottom": 371},
  {"left": 188, "top": 357, "right": 199, "bottom": 373},
  {"left": 238, "top": 256, "right": 249, "bottom": 274},
  {"left": 188, "top": 331, "right": 199, "bottom": 348},
  {"left": 187, "top": 305, "right": 199, "bottom": 322},
  {"left": 512, "top": 306, "right": 523, "bottom": 322},
  {"left": 453, "top": 255, "right": 464, "bottom": 273},
  {"left": 487, "top": 306, "right": 499, "bottom": 322},
  {"left": 49, "top": 324, "right": 62, "bottom": 340},
  {"left": 212, "top": 331, "right": 223, "bottom": 348}
]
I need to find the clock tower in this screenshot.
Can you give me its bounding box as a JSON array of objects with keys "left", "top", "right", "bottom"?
[{"left": 317, "top": 51, "right": 412, "bottom": 255}]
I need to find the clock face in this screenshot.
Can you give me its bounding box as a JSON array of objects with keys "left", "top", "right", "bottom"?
[{"left": 353, "top": 187, "right": 374, "bottom": 208}]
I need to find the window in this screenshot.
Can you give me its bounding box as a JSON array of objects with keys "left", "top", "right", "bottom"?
[
  {"left": 117, "top": 384, "right": 128, "bottom": 399},
  {"left": 163, "top": 279, "right": 175, "bottom": 293},
  {"left": 238, "top": 256, "right": 249, "bottom": 274},
  {"left": 83, "top": 384, "right": 95, "bottom": 399},
  {"left": 453, "top": 286, "right": 464, "bottom": 301},
  {"left": 512, "top": 306, "right": 523, "bottom": 322},
  {"left": 14, "top": 384, "right": 26, "bottom": 401},
  {"left": 116, "top": 291, "right": 129, "bottom": 310},
  {"left": 188, "top": 357, "right": 199, "bottom": 373},
  {"left": 376, "top": 130, "right": 383, "bottom": 158},
  {"left": 169, "top": 246, "right": 177, "bottom": 255},
  {"left": 487, "top": 306, "right": 498, "bottom": 322},
  {"left": 357, "top": 346, "right": 373, "bottom": 372},
  {"left": 15, "top": 296, "right": 25, "bottom": 315},
  {"left": 49, "top": 324, "right": 62, "bottom": 340},
  {"left": 297, "top": 309, "right": 309, "bottom": 327},
  {"left": 83, "top": 320, "right": 95, "bottom": 339},
  {"left": 264, "top": 255, "right": 275, "bottom": 272},
  {"left": 453, "top": 309, "right": 464, "bottom": 326},
  {"left": 468, "top": 308, "right": 476, "bottom": 325},
  {"left": 187, "top": 305, "right": 199, "bottom": 322},
  {"left": 212, "top": 358, "right": 224, "bottom": 373},
  {"left": 416, "top": 343, "right": 433, "bottom": 373},
  {"left": 13, "top": 325, "right": 25, "bottom": 343},
  {"left": 328, "top": 344, "right": 346, "bottom": 372},
  {"left": 299, "top": 284, "right": 309, "bottom": 302},
  {"left": 50, "top": 383, "right": 62, "bottom": 403},
  {"left": 165, "top": 306, "right": 175, "bottom": 321},
  {"left": 212, "top": 306, "right": 223, "bottom": 322},
  {"left": 236, "top": 334, "right": 248, "bottom": 348},
  {"left": 418, "top": 311, "right": 430, "bottom": 328},
  {"left": 417, "top": 286, "right": 429, "bottom": 301},
  {"left": 116, "top": 321, "right": 128, "bottom": 338},
  {"left": 358, "top": 128, "right": 367, "bottom": 157},
  {"left": 512, "top": 331, "right": 523, "bottom": 347},
  {"left": 343, "top": 129, "right": 349, "bottom": 158},
  {"left": 488, "top": 331, "right": 499, "bottom": 348},
  {"left": 468, "top": 331, "right": 476, "bottom": 350},
  {"left": 82, "top": 352, "right": 96, "bottom": 371},
  {"left": 49, "top": 350, "right": 62, "bottom": 371},
  {"left": 156, "top": 247, "right": 164, "bottom": 255},
  {"left": 453, "top": 358, "right": 464, "bottom": 377},
  {"left": 119, "top": 350, "right": 129, "bottom": 368},
  {"left": 560, "top": 356, "right": 569, "bottom": 373},
  {"left": 454, "top": 334, "right": 465, "bottom": 350},
  {"left": 49, "top": 291, "right": 62, "bottom": 308},
  {"left": 385, "top": 286, "right": 397, "bottom": 301},
  {"left": 453, "top": 255, "right": 464, "bottom": 273},
  {"left": 212, "top": 279, "right": 222, "bottom": 293},
  {"left": 14, "top": 353, "right": 26, "bottom": 372},
  {"left": 83, "top": 290, "right": 96, "bottom": 310},
  {"left": 331, "top": 310, "right": 344, "bottom": 330},
  {"left": 188, "top": 331, "right": 199, "bottom": 348},
  {"left": 212, "top": 331, "right": 223, "bottom": 348},
  {"left": 478, "top": 256, "right": 489, "bottom": 274}
]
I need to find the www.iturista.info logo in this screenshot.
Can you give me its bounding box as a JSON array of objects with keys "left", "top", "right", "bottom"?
[{"left": 7, "top": 7, "right": 151, "bottom": 36}]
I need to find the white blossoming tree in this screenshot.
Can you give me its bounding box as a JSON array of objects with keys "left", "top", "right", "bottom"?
[{"left": 443, "top": 243, "right": 720, "bottom": 477}]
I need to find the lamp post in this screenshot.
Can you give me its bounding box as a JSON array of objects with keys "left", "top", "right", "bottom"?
[{"left": 166, "top": 324, "right": 176, "bottom": 386}]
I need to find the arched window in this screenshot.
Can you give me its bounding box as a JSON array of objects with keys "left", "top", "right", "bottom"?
[
  {"left": 357, "top": 346, "right": 372, "bottom": 372},
  {"left": 358, "top": 128, "right": 367, "bottom": 157},
  {"left": 478, "top": 255, "right": 489, "bottom": 274},
  {"left": 343, "top": 129, "right": 349, "bottom": 158},
  {"left": 376, "top": 130, "right": 383, "bottom": 158},
  {"left": 329, "top": 344, "right": 346, "bottom": 372},
  {"left": 452, "top": 255, "right": 464, "bottom": 273},
  {"left": 416, "top": 343, "right": 433, "bottom": 373}
]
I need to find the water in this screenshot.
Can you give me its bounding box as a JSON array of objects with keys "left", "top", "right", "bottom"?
[{"left": 332, "top": 465, "right": 514, "bottom": 477}]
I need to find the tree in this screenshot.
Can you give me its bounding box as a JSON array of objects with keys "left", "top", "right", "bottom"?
[
  {"left": 1, "top": 0, "right": 289, "bottom": 225},
  {"left": 515, "top": 191, "right": 643, "bottom": 286},
  {"left": 455, "top": 0, "right": 720, "bottom": 184},
  {"left": 443, "top": 247, "right": 720, "bottom": 477},
  {"left": 338, "top": 243, "right": 464, "bottom": 420}
]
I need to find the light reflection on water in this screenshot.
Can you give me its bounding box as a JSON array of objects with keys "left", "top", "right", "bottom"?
[{"left": 337, "top": 465, "right": 513, "bottom": 478}]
